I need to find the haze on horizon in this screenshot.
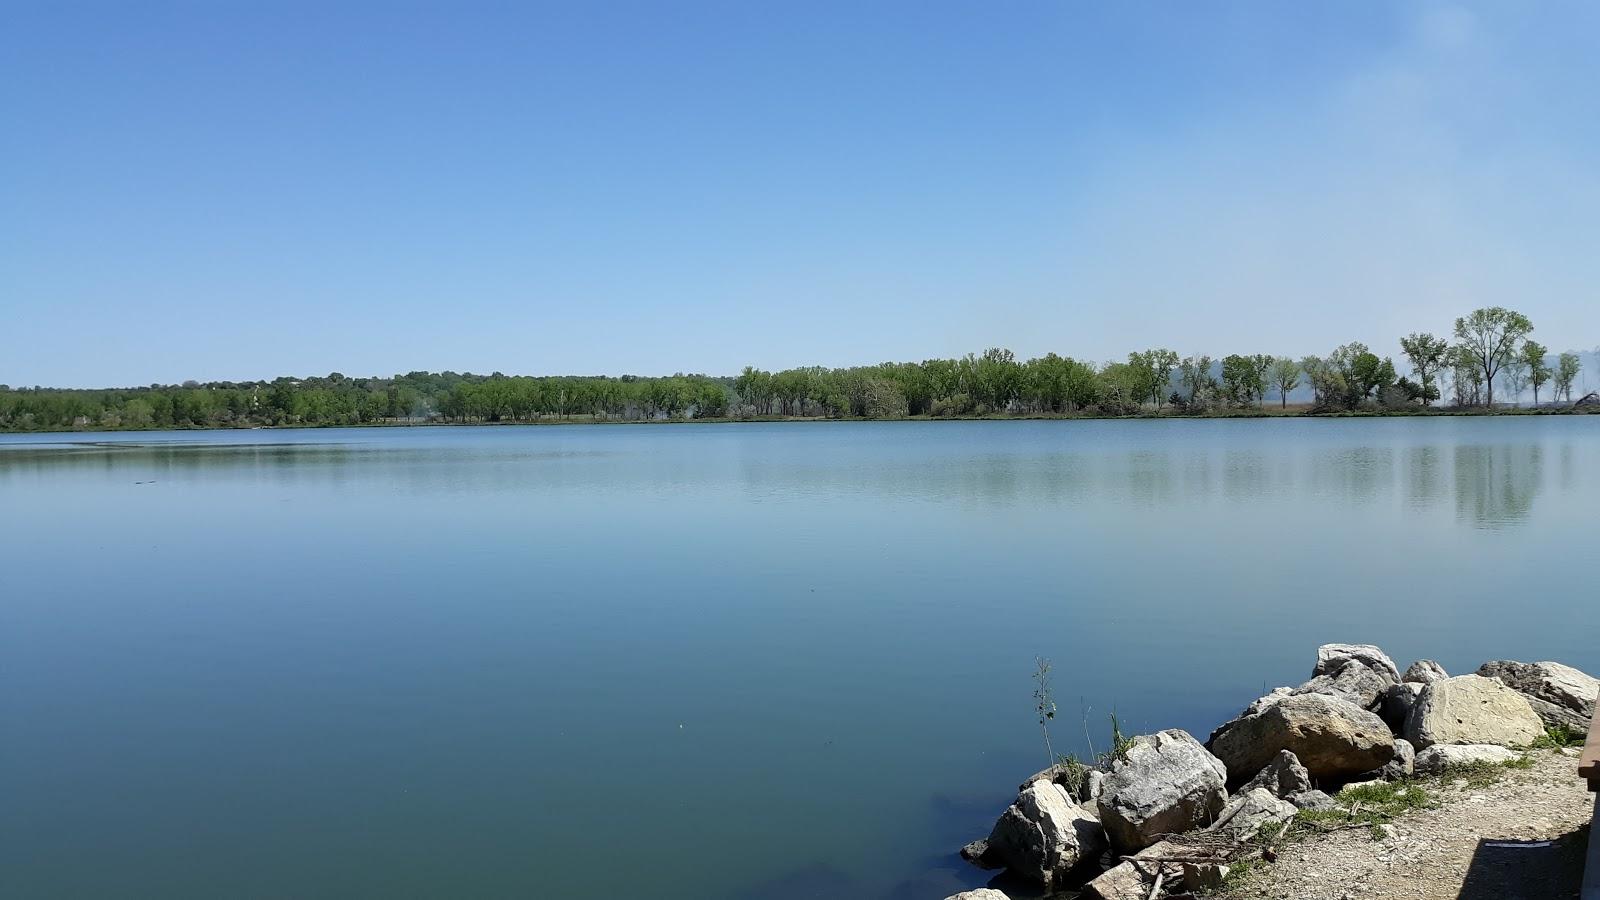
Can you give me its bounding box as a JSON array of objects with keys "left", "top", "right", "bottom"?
[{"left": 3, "top": 1, "right": 1598, "bottom": 389}]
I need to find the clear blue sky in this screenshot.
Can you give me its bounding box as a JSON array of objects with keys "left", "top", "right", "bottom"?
[{"left": 4, "top": 1, "right": 1597, "bottom": 387}]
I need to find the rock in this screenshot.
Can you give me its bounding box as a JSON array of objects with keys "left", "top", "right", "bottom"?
[
  {"left": 1404, "top": 674, "right": 1544, "bottom": 749},
  {"left": 1373, "top": 824, "right": 1398, "bottom": 841},
  {"left": 1208, "top": 693, "right": 1395, "bottom": 784},
  {"left": 1379, "top": 682, "right": 1424, "bottom": 733},
  {"left": 1404, "top": 660, "right": 1449, "bottom": 683},
  {"left": 1208, "top": 787, "right": 1296, "bottom": 840},
  {"left": 1379, "top": 739, "right": 1415, "bottom": 780},
  {"left": 1241, "top": 749, "right": 1313, "bottom": 798},
  {"left": 1412, "top": 744, "right": 1521, "bottom": 775},
  {"left": 943, "top": 891, "right": 1010, "bottom": 900},
  {"left": 1097, "top": 730, "right": 1227, "bottom": 853},
  {"left": 1294, "top": 657, "right": 1395, "bottom": 709},
  {"left": 1477, "top": 660, "right": 1599, "bottom": 734},
  {"left": 1314, "top": 643, "right": 1401, "bottom": 682},
  {"left": 985, "top": 780, "right": 1105, "bottom": 889},
  {"left": 1081, "top": 840, "right": 1199, "bottom": 900},
  {"left": 1183, "top": 861, "right": 1232, "bottom": 891},
  {"left": 1080, "top": 770, "right": 1106, "bottom": 804},
  {"left": 1286, "top": 789, "right": 1336, "bottom": 811},
  {"left": 959, "top": 839, "right": 1000, "bottom": 869},
  {"left": 1338, "top": 779, "right": 1381, "bottom": 794},
  {"left": 1082, "top": 859, "right": 1157, "bottom": 900}
]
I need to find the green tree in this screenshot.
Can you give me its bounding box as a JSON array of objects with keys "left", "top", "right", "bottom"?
[
  {"left": 1520, "top": 341, "right": 1550, "bottom": 407},
  {"left": 1555, "top": 352, "right": 1582, "bottom": 403},
  {"left": 1270, "top": 357, "right": 1300, "bottom": 409},
  {"left": 1178, "top": 355, "right": 1214, "bottom": 405},
  {"left": 1454, "top": 307, "right": 1533, "bottom": 407},
  {"left": 1398, "top": 332, "right": 1450, "bottom": 407}
]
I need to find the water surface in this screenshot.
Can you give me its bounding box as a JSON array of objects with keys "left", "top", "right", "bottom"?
[{"left": 2, "top": 418, "right": 1596, "bottom": 899}]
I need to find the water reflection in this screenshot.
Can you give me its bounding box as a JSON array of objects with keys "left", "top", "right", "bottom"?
[
  {"left": 1453, "top": 444, "right": 1543, "bottom": 530},
  {"left": 0, "top": 426, "right": 1577, "bottom": 531}
]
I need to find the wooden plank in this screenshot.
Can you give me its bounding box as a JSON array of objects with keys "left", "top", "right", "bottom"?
[{"left": 1581, "top": 690, "right": 1600, "bottom": 782}]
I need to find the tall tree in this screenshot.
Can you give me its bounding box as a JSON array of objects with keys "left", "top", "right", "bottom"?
[
  {"left": 1555, "top": 352, "right": 1582, "bottom": 403},
  {"left": 1453, "top": 307, "right": 1533, "bottom": 407},
  {"left": 1520, "top": 341, "right": 1551, "bottom": 407},
  {"left": 1398, "top": 332, "right": 1450, "bottom": 407},
  {"left": 1178, "top": 355, "right": 1214, "bottom": 404},
  {"left": 1270, "top": 357, "right": 1301, "bottom": 409}
]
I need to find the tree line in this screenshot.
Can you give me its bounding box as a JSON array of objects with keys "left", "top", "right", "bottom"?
[
  {"left": 0, "top": 306, "right": 1589, "bottom": 432},
  {"left": 0, "top": 371, "right": 729, "bottom": 431},
  {"left": 734, "top": 307, "right": 1587, "bottom": 419}
]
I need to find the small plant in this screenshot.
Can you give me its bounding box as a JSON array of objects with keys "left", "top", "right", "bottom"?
[
  {"left": 1105, "top": 711, "right": 1137, "bottom": 763},
  {"left": 1054, "top": 753, "right": 1090, "bottom": 796},
  {"left": 1033, "top": 657, "right": 1057, "bottom": 768},
  {"left": 1528, "top": 724, "right": 1585, "bottom": 750}
]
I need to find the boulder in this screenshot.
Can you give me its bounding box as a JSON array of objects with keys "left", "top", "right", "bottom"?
[
  {"left": 1241, "top": 749, "right": 1312, "bottom": 798},
  {"left": 1404, "top": 675, "right": 1544, "bottom": 749},
  {"left": 1285, "top": 789, "right": 1336, "bottom": 811},
  {"left": 959, "top": 839, "right": 1000, "bottom": 869},
  {"left": 1314, "top": 643, "right": 1401, "bottom": 682},
  {"left": 985, "top": 780, "right": 1105, "bottom": 889},
  {"left": 1183, "top": 862, "right": 1231, "bottom": 891},
  {"left": 1081, "top": 839, "right": 1205, "bottom": 900},
  {"left": 1477, "top": 660, "right": 1599, "bottom": 734},
  {"left": 1379, "top": 739, "right": 1415, "bottom": 780},
  {"left": 1413, "top": 744, "right": 1521, "bottom": 776},
  {"left": 1403, "top": 660, "right": 1449, "bottom": 683},
  {"left": 943, "top": 891, "right": 1010, "bottom": 900},
  {"left": 1379, "top": 682, "right": 1424, "bottom": 733},
  {"left": 1080, "top": 770, "right": 1106, "bottom": 805},
  {"left": 1208, "top": 788, "right": 1296, "bottom": 840},
  {"left": 1208, "top": 693, "right": 1395, "bottom": 784},
  {"left": 1097, "top": 730, "right": 1227, "bottom": 853},
  {"left": 1294, "top": 657, "right": 1395, "bottom": 709}
]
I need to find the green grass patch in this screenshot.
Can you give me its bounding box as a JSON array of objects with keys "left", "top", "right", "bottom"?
[
  {"left": 1440, "top": 754, "right": 1533, "bottom": 787},
  {"left": 1527, "top": 724, "right": 1586, "bottom": 750},
  {"left": 1296, "top": 781, "right": 1434, "bottom": 829}
]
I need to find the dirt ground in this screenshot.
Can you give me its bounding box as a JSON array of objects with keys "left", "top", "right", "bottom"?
[{"left": 1216, "top": 750, "right": 1594, "bottom": 900}]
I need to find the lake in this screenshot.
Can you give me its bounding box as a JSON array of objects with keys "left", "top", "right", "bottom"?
[{"left": 2, "top": 418, "right": 1596, "bottom": 899}]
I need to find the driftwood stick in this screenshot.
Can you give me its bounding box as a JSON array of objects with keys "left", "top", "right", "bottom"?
[{"left": 1147, "top": 869, "right": 1165, "bottom": 900}]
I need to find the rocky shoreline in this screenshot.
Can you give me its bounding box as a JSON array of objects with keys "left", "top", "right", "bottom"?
[{"left": 946, "top": 645, "right": 1598, "bottom": 899}]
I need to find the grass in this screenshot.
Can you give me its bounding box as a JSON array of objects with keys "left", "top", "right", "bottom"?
[
  {"left": 1206, "top": 748, "right": 1548, "bottom": 895},
  {"left": 1440, "top": 754, "right": 1535, "bottom": 787},
  {"left": 1526, "top": 723, "right": 1586, "bottom": 750}
]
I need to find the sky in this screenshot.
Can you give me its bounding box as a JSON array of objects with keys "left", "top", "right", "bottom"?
[{"left": 3, "top": 1, "right": 1598, "bottom": 387}]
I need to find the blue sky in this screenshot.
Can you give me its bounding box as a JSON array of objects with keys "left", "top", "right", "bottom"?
[{"left": 3, "top": 1, "right": 1597, "bottom": 387}]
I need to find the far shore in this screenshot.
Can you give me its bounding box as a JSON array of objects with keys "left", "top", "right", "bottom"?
[{"left": 2, "top": 403, "right": 1596, "bottom": 436}]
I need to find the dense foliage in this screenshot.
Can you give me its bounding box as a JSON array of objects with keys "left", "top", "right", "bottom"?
[
  {"left": 0, "top": 307, "right": 1589, "bottom": 431},
  {"left": 0, "top": 371, "right": 729, "bottom": 431}
]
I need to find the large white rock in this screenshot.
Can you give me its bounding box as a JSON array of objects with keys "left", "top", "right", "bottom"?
[
  {"left": 1097, "top": 729, "right": 1227, "bottom": 853},
  {"left": 1207, "top": 787, "right": 1297, "bottom": 840},
  {"left": 1404, "top": 674, "right": 1544, "bottom": 749},
  {"left": 1240, "top": 749, "right": 1313, "bottom": 798},
  {"left": 1209, "top": 692, "right": 1395, "bottom": 783},
  {"left": 942, "top": 891, "right": 1010, "bottom": 900},
  {"left": 985, "top": 780, "right": 1105, "bottom": 889},
  {"left": 1413, "top": 743, "right": 1522, "bottom": 775},
  {"left": 1477, "top": 660, "right": 1599, "bottom": 734},
  {"left": 1403, "top": 660, "right": 1450, "bottom": 683},
  {"left": 1315, "top": 643, "right": 1401, "bottom": 682}
]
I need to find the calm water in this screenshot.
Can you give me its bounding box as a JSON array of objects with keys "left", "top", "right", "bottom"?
[{"left": 2, "top": 418, "right": 1596, "bottom": 899}]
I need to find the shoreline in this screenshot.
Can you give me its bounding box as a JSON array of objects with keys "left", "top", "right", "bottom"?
[
  {"left": 948, "top": 647, "right": 1596, "bottom": 900},
  {"left": 1, "top": 405, "right": 1595, "bottom": 437}
]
